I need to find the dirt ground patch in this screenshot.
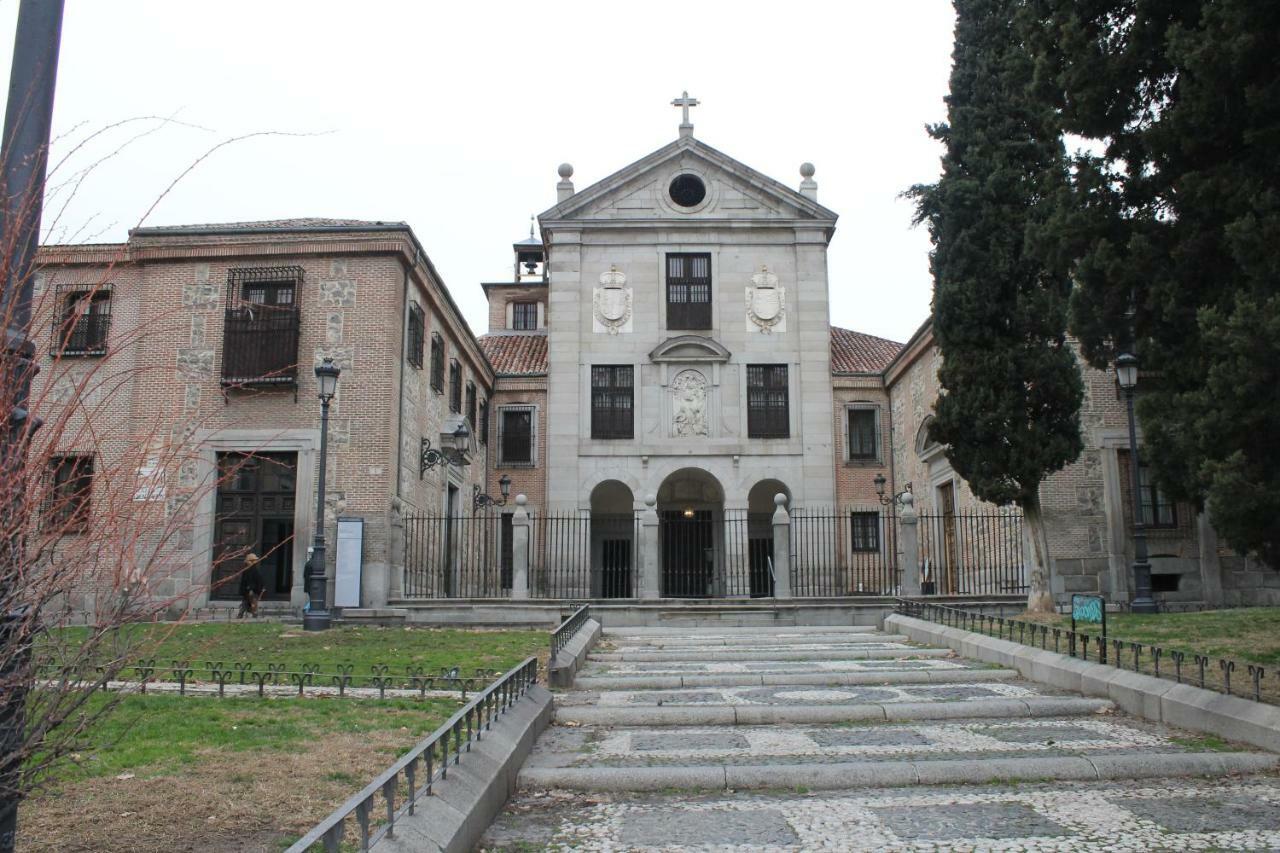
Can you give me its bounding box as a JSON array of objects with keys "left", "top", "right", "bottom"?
[{"left": 18, "top": 729, "right": 411, "bottom": 852}]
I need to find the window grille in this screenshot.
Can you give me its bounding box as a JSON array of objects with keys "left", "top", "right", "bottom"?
[
  {"left": 221, "top": 266, "right": 303, "bottom": 386},
  {"left": 666, "top": 253, "right": 712, "bottom": 330},
  {"left": 449, "top": 360, "right": 462, "bottom": 413},
  {"left": 591, "top": 365, "right": 634, "bottom": 440},
  {"left": 512, "top": 301, "right": 538, "bottom": 330},
  {"left": 407, "top": 303, "right": 425, "bottom": 368},
  {"left": 46, "top": 453, "right": 94, "bottom": 531},
  {"left": 1119, "top": 450, "right": 1178, "bottom": 528},
  {"left": 746, "top": 364, "right": 789, "bottom": 438},
  {"left": 499, "top": 406, "right": 535, "bottom": 466},
  {"left": 466, "top": 382, "right": 477, "bottom": 426},
  {"left": 479, "top": 398, "right": 489, "bottom": 445},
  {"left": 847, "top": 408, "right": 879, "bottom": 460},
  {"left": 850, "top": 511, "right": 880, "bottom": 552},
  {"left": 51, "top": 284, "right": 111, "bottom": 356},
  {"left": 430, "top": 333, "right": 445, "bottom": 392}
]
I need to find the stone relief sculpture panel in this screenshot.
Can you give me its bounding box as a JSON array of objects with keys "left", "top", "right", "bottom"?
[
  {"left": 671, "top": 369, "right": 709, "bottom": 437},
  {"left": 592, "top": 265, "right": 633, "bottom": 334},
  {"left": 745, "top": 265, "right": 786, "bottom": 334}
]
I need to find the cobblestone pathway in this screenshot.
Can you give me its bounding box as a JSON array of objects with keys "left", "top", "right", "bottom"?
[{"left": 481, "top": 625, "right": 1280, "bottom": 851}]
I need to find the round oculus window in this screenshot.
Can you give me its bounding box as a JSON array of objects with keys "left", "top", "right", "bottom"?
[{"left": 668, "top": 174, "right": 707, "bottom": 208}]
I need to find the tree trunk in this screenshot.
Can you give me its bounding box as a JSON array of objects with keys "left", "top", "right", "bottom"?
[{"left": 1022, "top": 491, "right": 1055, "bottom": 614}]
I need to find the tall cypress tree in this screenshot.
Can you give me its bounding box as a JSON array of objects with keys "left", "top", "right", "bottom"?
[
  {"left": 1048, "top": 0, "right": 1280, "bottom": 567},
  {"left": 912, "top": 0, "right": 1083, "bottom": 612}
]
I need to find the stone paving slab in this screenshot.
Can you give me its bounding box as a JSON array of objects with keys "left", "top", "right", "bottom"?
[
  {"left": 524, "top": 717, "right": 1208, "bottom": 768},
  {"left": 588, "top": 647, "right": 955, "bottom": 662},
  {"left": 573, "top": 668, "right": 1021, "bottom": 691},
  {"left": 599, "top": 633, "right": 914, "bottom": 648},
  {"left": 561, "top": 680, "right": 1045, "bottom": 707},
  {"left": 580, "top": 657, "right": 980, "bottom": 675},
  {"left": 481, "top": 777, "right": 1280, "bottom": 851},
  {"left": 601, "top": 626, "right": 880, "bottom": 637}
]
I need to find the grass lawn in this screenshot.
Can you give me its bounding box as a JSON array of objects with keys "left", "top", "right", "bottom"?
[
  {"left": 1026, "top": 607, "right": 1280, "bottom": 666},
  {"left": 45, "top": 622, "right": 547, "bottom": 683},
  {"left": 19, "top": 692, "right": 462, "bottom": 853}
]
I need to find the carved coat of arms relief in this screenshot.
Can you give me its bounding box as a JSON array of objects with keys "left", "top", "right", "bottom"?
[
  {"left": 746, "top": 265, "right": 786, "bottom": 334},
  {"left": 592, "top": 265, "right": 632, "bottom": 335}
]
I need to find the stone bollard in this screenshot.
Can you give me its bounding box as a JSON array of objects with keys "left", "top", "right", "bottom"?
[
  {"left": 511, "top": 494, "right": 531, "bottom": 600},
  {"left": 899, "top": 492, "right": 921, "bottom": 596},
  {"left": 639, "top": 494, "right": 661, "bottom": 599},
  {"left": 771, "top": 493, "right": 793, "bottom": 599}
]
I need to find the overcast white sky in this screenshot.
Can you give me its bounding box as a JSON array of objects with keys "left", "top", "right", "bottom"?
[{"left": 0, "top": 0, "right": 955, "bottom": 344}]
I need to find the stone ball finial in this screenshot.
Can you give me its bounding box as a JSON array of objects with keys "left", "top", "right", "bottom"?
[
  {"left": 900, "top": 491, "right": 914, "bottom": 508},
  {"left": 558, "top": 162, "right": 574, "bottom": 179},
  {"left": 800, "top": 162, "right": 816, "bottom": 178},
  {"left": 774, "top": 492, "right": 788, "bottom": 508},
  {"left": 644, "top": 494, "right": 657, "bottom": 508},
  {"left": 515, "top": 494, "right": 528, "bottom": 507}
]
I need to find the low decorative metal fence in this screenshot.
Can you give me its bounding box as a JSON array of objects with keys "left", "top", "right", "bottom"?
[
  {"left": 918, "top": 509, "right": 1025, "bottom": 596},
  {"left": 286, "top": 656, "right": 538, "bottom": 852},
  {"left": 41, "top": 660, "right": 501, "bottom": 700},
  {"left": 896, "top": 599, "right": 1278, "bottom": 706}
]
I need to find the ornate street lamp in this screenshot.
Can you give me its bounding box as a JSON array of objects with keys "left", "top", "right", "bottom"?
[
  {"left": 420, "top": 422, "right": 471, "bottom": 477},
  {"left": 1116, "top": 352, "right": 1157, "bottom": 614},
  {"left": 304, "top": 358, "right": 340, "bottom": 631},
  {"left": 474, "top": 474, "right": 511, "bottom": 511},
  {"left": 874, "top": 473, "right": 913, "bottom": 507}
]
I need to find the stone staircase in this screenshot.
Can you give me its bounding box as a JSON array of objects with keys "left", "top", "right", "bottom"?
[{"left": 481, "top": 624, "right": 1280, "bottom": 850}]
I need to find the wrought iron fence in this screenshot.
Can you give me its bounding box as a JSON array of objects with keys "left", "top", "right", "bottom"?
[
  {"left": 896, "top": 599, "right": 1280, "bottom": 706},
  {"left": 918, "top": 509, "right": 1025, "bottom": 596},
  {"left": 532, "top": 512, "right": 639, "bottom": 599},
  {"left": 286, "top": 657, "right": 539, "bottom": 852},
  {"left": 403, "top": 513, "right": 505, "bottom": 598},
  {"left": 790, "top": 508, "right": 900, "bottom": 596}
]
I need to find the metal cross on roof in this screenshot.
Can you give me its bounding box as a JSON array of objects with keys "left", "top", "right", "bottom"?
[{"left": 672, "top": 90, "right": 699, "bottom": 135}]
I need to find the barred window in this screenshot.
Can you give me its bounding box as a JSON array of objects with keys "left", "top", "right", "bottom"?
[
  {"left": 512, "top": 301, "right": 538, "bottom": 331},
  {"left": 47, "top": 454, "right": 94, "bottom": 531},
  {"left": 53, "top": 286, "right": 111, "bottom": 356},
  {"left": 449, "top": 360, "right": 462, "bottom": 413},
  {"left": 406, "top": 303, "right": 425, "bottom": 368},
  {"left": 1120, "top": 450, "right": 1177, "bottom": 529},
  {"left": 666, "top": 253, "right": 712, "bottom": 330},
  {"left": 466, "top": 382, "right": 477, "bottom": 426},
  {"left": 478, "top": 398, "right": 489, "bottom": 445},
  {"left": 847, "top": 408, "right": 879, "bottom": 460},
  {"left": 591, "top": 365, "right": 634, "bottom": 440},
  {"left": 746, "top": 364, "right": 789, "bottom": 438},
  {"left": 499, "top": 406, "right": 535, "bottom": 466},
  {"left": 429, "top": 333, "right": 445, "bottom": 392},
  {"left": 850, "top": 511, "right": 880, "bottom": 552}
]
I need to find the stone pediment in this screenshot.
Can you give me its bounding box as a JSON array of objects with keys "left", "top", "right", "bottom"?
[
  {"left": 649, "top": 335, "right": 731, "bottom": 364},
  {"left": 539, "top": 137, "right": 837, "bottom": 227}
]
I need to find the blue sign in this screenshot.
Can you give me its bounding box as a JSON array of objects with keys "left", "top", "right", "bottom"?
[{"left": 1071, "top": 594, "right": 1104, "bottom": 624}]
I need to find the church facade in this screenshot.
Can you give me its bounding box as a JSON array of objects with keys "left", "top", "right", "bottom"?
[{"left": 31, "top": 106, "right": 1271, "bottom": 616}]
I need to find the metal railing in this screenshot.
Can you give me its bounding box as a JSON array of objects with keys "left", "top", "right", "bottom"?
[
  {"left": 51, "top": 312, "right": 110, "bottom": 355},
  {"left": 221, "top": 305, "right": 301, "bottom": 386},
  {"left": 791, "top": 508, "right": 900, "bottom": 596},
  {"left": 286, "top": 656, "right": 538, "bottom": 852},
  {"left": 404, "top": 513, "right": 505, "bottom": 598},
  {"left": 550, "top": 604, "right": 590, "bottom": 662},
  {"left": 896, "top": 599, "right": 1279, "bottom": 706},
  {"left": 918, "top": 509, "right": 1025, "bottom": 595},
  {"left": 532, "top": 512, "right": 638, "bottom": 599}
]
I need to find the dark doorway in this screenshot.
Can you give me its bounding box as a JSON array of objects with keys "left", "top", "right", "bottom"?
[
  {"left": 593, "top": 515, "right": 634, "bottom": 598},
  {"left": 212, "top": 452, "right": 296, "bottom": 600},
  {"left": 747, "top": 514, "right": 775, "bottom": 598},
  {"left": 443, "top": 484, "right": 459, "bottom": 597},
  {"left": 661, "top": 510, "right": 714, "bottom": 597}
]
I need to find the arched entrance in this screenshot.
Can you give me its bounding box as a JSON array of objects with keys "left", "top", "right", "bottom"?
[
  {"left": 657, "top": 468, "right": 725, "bottom": 597},
  {"left": 745, "top": 480, "right": 790, "bottom": 597},
  {"left": 589, "top": 480, "right": 636, "bottom": 598}
]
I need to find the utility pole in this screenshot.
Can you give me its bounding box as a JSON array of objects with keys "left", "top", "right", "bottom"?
[{"left": 0, "top": 3, "right": 65, "bottom": 850}]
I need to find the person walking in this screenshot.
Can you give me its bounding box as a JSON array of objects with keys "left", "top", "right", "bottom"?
[{"left": 238, "top": 552, "right": 266, "bottom": 618}]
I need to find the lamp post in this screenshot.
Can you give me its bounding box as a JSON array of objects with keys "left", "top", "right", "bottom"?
[
  {"left": 874, "top": 473, "right": 913, "bottom": 507},
  {"left": 1116, "top": 352, "right": 1157, "bottom": 614},
  {"left": 303, "top": 358, "right": 340, "bottom": 631},
  {"left": 474, "top": 474, "right": 511, "bottom": 511}
]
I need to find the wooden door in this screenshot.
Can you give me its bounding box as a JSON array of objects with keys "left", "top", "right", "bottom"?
[{"left": 211, "top": 452, "right": 297, "bottom": 600}]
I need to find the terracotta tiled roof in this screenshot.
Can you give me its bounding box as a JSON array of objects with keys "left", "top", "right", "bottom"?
[
  {"left": 830, "top": 326, "right": 903, "bottom": 374},
  {"left": 133, "top": 218, "right": 404, "bottom": 234},
  {"left": 479, "top": 334, "right": 548, "bottom": 376}
]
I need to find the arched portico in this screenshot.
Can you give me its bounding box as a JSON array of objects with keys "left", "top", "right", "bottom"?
[
  {"left": 657, "top": 468, "right": 725, "bottom": 597},
  {"left": 742, "top": 479, "right": 790, "bottom": 597},
  {"left": 589, "top": 480, "right": 636, "bottom": 597}
]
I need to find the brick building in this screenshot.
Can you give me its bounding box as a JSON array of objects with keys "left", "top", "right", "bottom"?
[{"left": 33, "top": 118, "right": 1265, "bottom": 613}]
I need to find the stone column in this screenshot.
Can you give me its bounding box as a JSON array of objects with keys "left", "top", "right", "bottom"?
[
  {"left": 387, "top": 499, "right": 405, "bottom": 602},
  {"left": 771, "top": 493, "right": 793, "bottom": 599},
  {"left": 511, "top": 495, "right": 531, "bottom": 600},
  {"left": 899, "top": 492, "right": 921, "bottom": 596},
  {"left": 639, "top": 495, "right": 661, "bottom": 599}
]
